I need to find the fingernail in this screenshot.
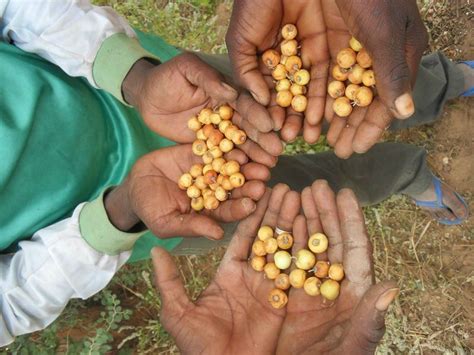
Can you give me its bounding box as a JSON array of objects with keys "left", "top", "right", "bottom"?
[
  {"left": 394, "top": 93, "right": 415, "bottom": 119},
  {"left": 150, "top": 247, "right": 161, "bottom": 260},
  {"left": 242, "top": 198, "right": 256, "bottom": 213},
  {"left": 375, "top": 288, "right": 399, "bottom": 311},
  {"left": 250, "top": 91, "right": 260, "bottom": 103},
  {"left": 221, "top": 82, "right": 237, "bottom": 95},
  {"left": 206, "top": 228, "right": 224, "bottom": 241},
  {"left": 265, "top": 118, "right": 275, "bottom": 131}
]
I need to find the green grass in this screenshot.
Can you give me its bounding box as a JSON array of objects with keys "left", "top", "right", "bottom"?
[
  {"left": 94, "top": 0, "right": 230, "bottom": 54},
  {"left": 2, "top": 0, "right": 472, "bottom": 354}
]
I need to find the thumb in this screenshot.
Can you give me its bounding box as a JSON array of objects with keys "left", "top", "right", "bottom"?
[
  {"left": 226, "top": 36, "right": 272, "bottom": 106},
  {"left": 158, "top": 211, "right": 224, "bottom": 241},
  {"left": 346, "top": 281, "right": 399, "bottom": 351},
  {"left": 370, "top": 45, "right": 415, "bottom": 119},
  {"left": 151, "top": 247, "right": 191, "bottom": 318},
  {"left": 234, "top": 59, "right": 271, "bottom": 106},
  {"left": 181, "top": 53, "right": 238, "bottom": 103}
]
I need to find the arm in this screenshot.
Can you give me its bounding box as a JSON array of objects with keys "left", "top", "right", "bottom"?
[
  {"left": 0, "top": 0, "right": 136, "bottom": 88},
  {"left": 0, "top": 189, "right": 144, "bottom": 346},
  {"left": 0, "top": 144, "right": 268, "bottom": 346}
]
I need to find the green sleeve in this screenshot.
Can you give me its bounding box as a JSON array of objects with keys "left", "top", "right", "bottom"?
[
  {"left": 92, "top": 33, "right": 160, "bottom": 105},
  {"left": 79, "top": 188, "right": 147, "bottom": 255}
]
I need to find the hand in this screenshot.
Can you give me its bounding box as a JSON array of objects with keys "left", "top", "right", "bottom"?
[
  {"left": 151, "top": 184, "right": 301, "bottom": 354},
  {"left": 123, "top": 53, "right": 281, "bottom": 168},
  {"left": 322, "top": 0, "right": 428, "bottom": 157},
  {"left": 226, "top": 0, "right": 330, "bottom": 144},
  {"left": 105, "top": 144, "right": 268, "bottom": 240},
  {"left": 122, "top": 53, "right": 238, "bottom": 143},
  {"left": 276, "top": 180, "right": 399, "bottom": 354}
]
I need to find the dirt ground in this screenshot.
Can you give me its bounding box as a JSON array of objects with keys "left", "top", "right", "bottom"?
[{"left": 424, "top": 96, "right": 473, "bottom": 347}]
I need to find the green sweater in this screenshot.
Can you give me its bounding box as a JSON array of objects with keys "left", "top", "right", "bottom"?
[{"left": 0, "top": 30, "right": 182, "bottom": 262}]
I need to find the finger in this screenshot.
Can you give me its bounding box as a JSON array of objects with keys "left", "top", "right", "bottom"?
[
  {"left": 225, "top": 189, "right": 272, "bottom": 261},
  {"left": 181, "top": 53, "right": 238, "bottom": 103},
  {"left": 405, "top": 15, "right": 428, "bottom": 85},
  {"left": 292, "top": 214, "right": 309, "bottom": 252},
  {"left": 369, "top": 42, "right": 415, "bottom": 119},
  {"left": 276, "top": 190, "right": 301, "bottom": 232},
  {"left": 231, "top": 180, "right": 266, "bottom": 201},
  {"left": 311, "top": 180, "right": 344, "bottom": 263},
  {"left": 241, "top": 162, "right": 271, "bottom": 182},
  {"left": 237, "top": 140, "right": 279, "bottom": 168},
  {"left": 280, "top": 113, "right": 303, "bottom": 143},
  {"left": 326, "top": 116, "right": 346, "bottom": 147},
  {"left": 352, "top": 100, "right": 391, "bottom": 154},
  {"left": 268, "top": 104, "right": 286, "bottom": 131},
  {"left": 333, "top": 106, "right": 366, "bottom": 159},
  {"left": 151, "top": 247, "right": 191, "bottom": 317},
  {"left": 237, "top": 91, "right": 274, "bottom": 132},
  {"left": 302, "top": 186, "right": 328, "bottom": 260},
  {"left": 154, "top": 212, "right": 224, "bottom": 240},
  {"left": 261, "top": 183, "right": 291, "bottom": 228},
  {"left": 232, "top": 60, "right": 271, "bottom": 106},
  {"left": 224, "top": 149, "right": 248, "bottom": 165},
  {"left": 305, "top": 60, "right": 329, "bottom": 126},
  {"left": 337, "top": 188, "right": 373, "bottom": 285},
  {"left": 324, "top": 94, "right": 335, "bottom": 124},
  {"left": 301, "top": 186, "right": 322, "bottom": 235},
  {"left": 303, "top": 120, "right": 322, "bottom": 145},
  {"left": 267, "top": 187, "right": 298, "bottom": 264},
  {"left": 211, "top": 197, "right": 257, "bottom": 223},
  {"left": 233, "top": 111, "right": 283, "bottom": 156},
  {"left": 345, "top": 281, "right": 399, "bottom": 352}
]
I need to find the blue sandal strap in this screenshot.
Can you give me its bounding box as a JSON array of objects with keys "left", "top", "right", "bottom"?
[
  {"left": 460, "top": 60, "right": 474, "bottom": 69},
  {"left": 414, "top": 177, "right": 445, "bottom": 208},
  {"left": 461, "top": 87, "right": 474, "bottom": 97},
  {"left": 414, "top": 176, "right": 469, "bottom": 225},
  {"left": 460, "top": 61, "right": 474, "bottom": 97}
]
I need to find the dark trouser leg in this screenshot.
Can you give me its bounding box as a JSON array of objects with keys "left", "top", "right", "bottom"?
[
  {"left": 173, "top": 143, "right": 432, "bottom": 255},
  {"left": 269, "top": 143, "right": 433, "bottom": 206}
]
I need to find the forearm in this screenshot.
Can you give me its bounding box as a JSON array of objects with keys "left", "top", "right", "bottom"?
[{"left": 0, "top": 188, "right": 146, "bottom": 346}]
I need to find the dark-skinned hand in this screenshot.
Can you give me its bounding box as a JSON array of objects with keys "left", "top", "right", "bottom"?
[
  {"left": 276, "top": 180, "right": 399, "bottom": 354},
  {"left": 322, "top": 0, "right": 428, "bottom": 158},
  {"left": 226, "top": 0, "right": 329, "bottom": 145},
  {"left": 123, "top": 53, "right": 280, "bottom": 168},
  {"left": 122, "top": 52, "right": 237, "bottom": 143},
  {"left": 227, "top": 0, "right": 428, "bottom": 158},
  {"left": 151, "top": 184, "right": 301, "bottom": 354},
  {"left": 104, "top": 144, "right": 269, "bottom": 240}
]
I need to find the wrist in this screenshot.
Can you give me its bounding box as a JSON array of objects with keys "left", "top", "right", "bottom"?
[
  {"left": 122, "top": 58, "right": 156, "bottom": 106},
  {"left": 104, "top": 182, "right": 141, "bottom": 232}
]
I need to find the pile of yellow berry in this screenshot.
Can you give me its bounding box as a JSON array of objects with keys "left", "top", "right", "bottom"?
[
  {"left": 250, "top": 226, "right": 345, "bottom": 309},
  {"left": 178, "top": 105, "right": 247, "bottom": 211},
  {"left": 262, "top": 24, "right": 310, "bottom": 113},
  {"left": 329, "top": 37, "right": 376, "bottom": 117}
]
